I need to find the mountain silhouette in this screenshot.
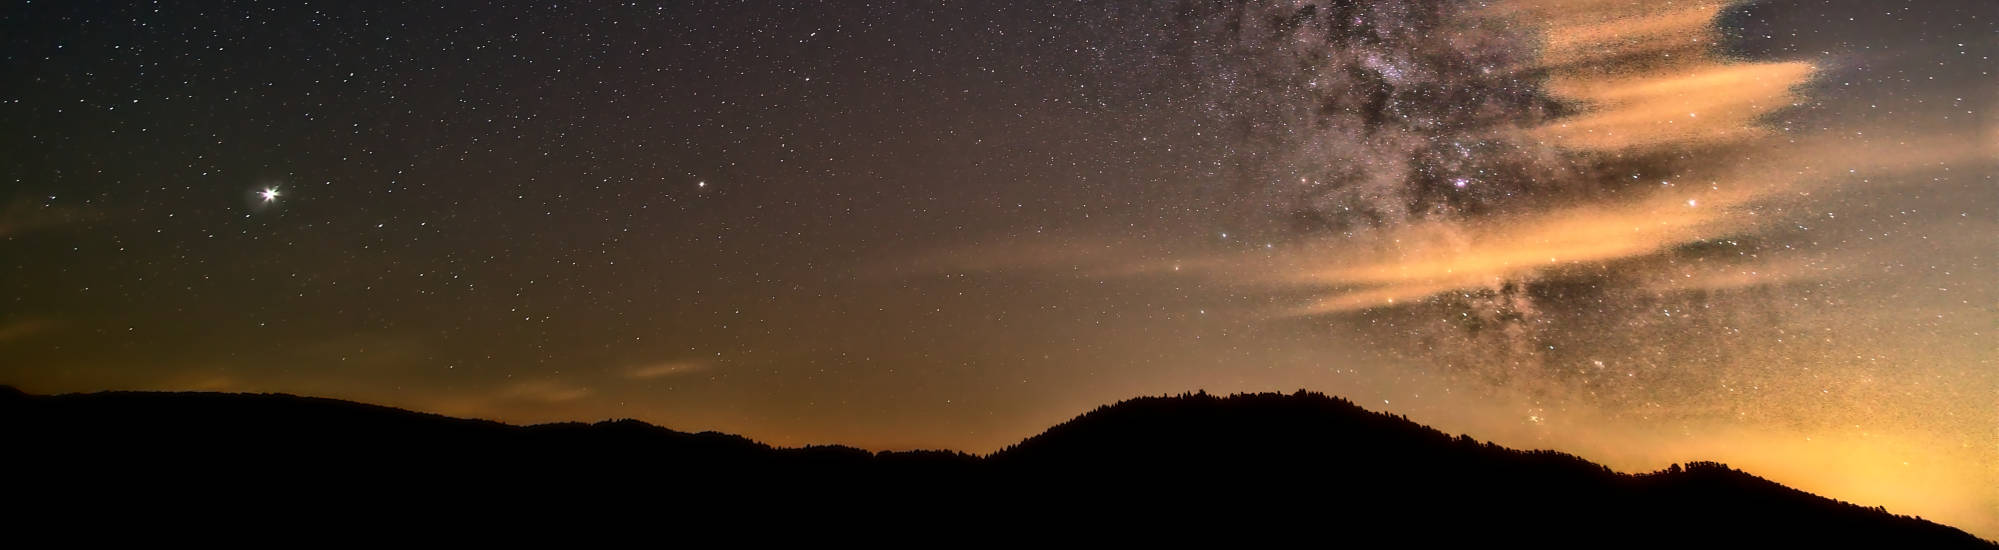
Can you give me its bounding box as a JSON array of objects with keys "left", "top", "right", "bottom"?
[{"left": 3, "top": 385, "right": 1989, "bottom": 546}]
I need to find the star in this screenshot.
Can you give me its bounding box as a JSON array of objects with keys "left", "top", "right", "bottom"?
[{"left": 260, "top": 187, "right": 281, "bottom": 203}]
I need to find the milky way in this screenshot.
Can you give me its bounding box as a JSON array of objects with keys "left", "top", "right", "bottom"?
[
  {"left": 1090, "top": 1, "right": 1572, "bottom": 228},
  {"left": 1052, "top": 0, "right": 1826, "bottom": 397}
]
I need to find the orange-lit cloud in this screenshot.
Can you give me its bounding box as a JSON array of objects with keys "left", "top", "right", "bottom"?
[
  {"left": 625, "top": 360, "right": 708, "bottom": 380},
  {"left": 1517, "top": 1, "right": 1727, "bottom": 67},
  {"left": 1281, "top": 192, "right": 1755, "bottom": 315},
  {"left": 0, "top": 196, "right": 97, "bottom": 238},
  {"left": 0, "top": 318, "right": 60, "bottom": 345},
  {"left": 497, "top": 380, "right": 593, "bottom": 403},
  {"left": 1529, "top": 61, "right": 1815, "bottom": 150},
  {"left": 1506, "top": 0, "right": 1817, "bottom": 151}
]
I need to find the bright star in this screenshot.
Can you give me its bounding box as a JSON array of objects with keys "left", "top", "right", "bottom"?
[{"left": 260, "top": 187, "right": 281, "bottom": 203}]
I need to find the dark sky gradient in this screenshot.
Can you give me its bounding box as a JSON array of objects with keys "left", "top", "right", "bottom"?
[{"left": 3, "top": 0, "right": 1993, "bottom": 536}]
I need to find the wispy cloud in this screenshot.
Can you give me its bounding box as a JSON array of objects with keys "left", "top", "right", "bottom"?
[
  {"left": 625, "top": 360, "right": 708, "bottom": 380},
  {"left": 1512, "top": 0, "right": 1816, "bottom": 151},
  {"left": 0, "top": 196, "right": 97, "bottom": 238},
  {"left": 1275, "top": 183, "right": 1769, "bottom": 315},
  {"left": 495, "top": 380, "right": 593, "bottom": 403},
  {"left": 0, "top": 318, "right": 59, "bottom": 344}
]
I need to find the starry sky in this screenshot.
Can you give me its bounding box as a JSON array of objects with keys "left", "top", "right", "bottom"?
[{"left": 4, "top": 0, "right": 1995, "bottom": 536}]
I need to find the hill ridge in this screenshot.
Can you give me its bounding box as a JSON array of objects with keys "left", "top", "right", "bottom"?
[{"left": 2, "top": 385, "right": 1989, "bottom": 546}]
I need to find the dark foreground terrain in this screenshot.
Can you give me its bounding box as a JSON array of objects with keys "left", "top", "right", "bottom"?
[{"left": 3, "top": 386, "right": 1988, "bottom": 546}]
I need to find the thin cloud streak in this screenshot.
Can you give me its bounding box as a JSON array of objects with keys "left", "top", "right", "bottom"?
[{"left": 625, "top": 361, "right": 708, "bottom": 380}]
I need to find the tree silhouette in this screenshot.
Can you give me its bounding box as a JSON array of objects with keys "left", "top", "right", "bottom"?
[{"left": 1, "top": 385, "right": 1990, "bottom": 547}]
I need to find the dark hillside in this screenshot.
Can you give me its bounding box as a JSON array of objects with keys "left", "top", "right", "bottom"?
[{"left": 2, "top": 386, "right": 1987, "bottom": 546}]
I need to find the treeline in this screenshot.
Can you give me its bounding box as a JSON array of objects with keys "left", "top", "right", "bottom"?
[{"left": 1, "top": 385, "right": 1989, "bottom": 547}]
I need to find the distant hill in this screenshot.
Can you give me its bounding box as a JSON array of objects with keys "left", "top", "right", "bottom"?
[{"left": 2, "top": 385, "right": 1989, "bottom": 546}]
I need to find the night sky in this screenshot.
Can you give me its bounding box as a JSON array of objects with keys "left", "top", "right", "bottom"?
[{"left": 4, "top": 0, "right": 1995, "bottom": 536}]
